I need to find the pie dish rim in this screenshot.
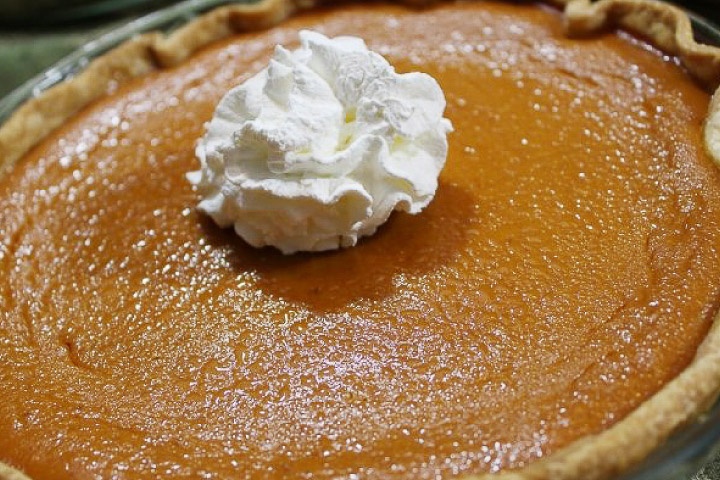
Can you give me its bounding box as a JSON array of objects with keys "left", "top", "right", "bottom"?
[{"left": 1, "top": 0, "right": 720, "bottom": 479}]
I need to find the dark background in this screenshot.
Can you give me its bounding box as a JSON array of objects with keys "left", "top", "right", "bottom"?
[{"left": 684, "top": 0, "right": 719, "bottom": 20}]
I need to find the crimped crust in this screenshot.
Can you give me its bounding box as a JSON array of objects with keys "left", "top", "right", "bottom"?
[
  {"left": 0, "top": 33, "right": 160, "bottom": 173},
  {"left": 1, "top": 0, "right": 720, "bottom": 479},
  {"left": 564, "top": 0, "right": 720, "bottom": 88}
]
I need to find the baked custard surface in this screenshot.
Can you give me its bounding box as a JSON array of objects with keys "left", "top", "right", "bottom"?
[{"left": 2, "top": 2, "right": 720, "bottom": 479}]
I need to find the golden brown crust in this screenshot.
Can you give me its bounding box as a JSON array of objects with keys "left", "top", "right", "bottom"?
[
  {"left": 2, "top": 0, "right": 720, "bottom": 479},
  {"left": 152, "top": 0, "right": 301, "bottom": 66},
  {"left": 0, "top": 464, "right": 31, "bottom": 480},
  {"left": 0, "top": 33, "right": 161, "bottom": 172},
  {"left": 563, "top": 0, "right": 720, "bottom": 89},
  {"left": 478, "top": 327, "right": 720, "bottom": 480},
  {"left": 708, "top": 89, "right": 720, "bottom": 160}
]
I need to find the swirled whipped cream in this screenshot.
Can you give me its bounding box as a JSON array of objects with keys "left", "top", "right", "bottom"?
[{"left": 189, "top": 30, "right": 453, "bottom": 254}]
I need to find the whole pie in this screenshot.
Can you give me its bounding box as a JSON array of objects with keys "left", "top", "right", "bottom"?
[{"left": 1, "top": 0, "right": 720, "bottom": 479}]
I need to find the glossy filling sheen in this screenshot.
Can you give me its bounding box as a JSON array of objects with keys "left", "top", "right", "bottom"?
[{"left": 2, "top": 2, "right": 720, "bottom": 479}]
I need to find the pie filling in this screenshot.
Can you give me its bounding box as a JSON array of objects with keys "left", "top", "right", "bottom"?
[{"left": 2, "top": 2, "right": 720, "bottom": 479}]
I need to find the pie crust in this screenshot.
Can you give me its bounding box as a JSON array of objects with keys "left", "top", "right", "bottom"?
[{"left": 1, "top": 1, "right": 720, "bottom": 479}]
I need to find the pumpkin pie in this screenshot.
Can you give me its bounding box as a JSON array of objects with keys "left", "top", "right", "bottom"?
[{"left": 1, "top": 0, "right": 720, "bottom": 479}]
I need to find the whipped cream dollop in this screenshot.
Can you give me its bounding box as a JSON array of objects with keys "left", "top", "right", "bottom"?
[{"left": 189, "top": 30, "right": 453, "bottom": 254}]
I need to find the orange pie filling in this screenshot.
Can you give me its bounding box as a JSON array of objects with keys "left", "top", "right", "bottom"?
[{"left": 2, "top": 2, "right": 720, "bottom": 479}]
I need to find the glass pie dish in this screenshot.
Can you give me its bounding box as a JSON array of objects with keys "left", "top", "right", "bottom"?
[
  {"left": 0, "top": 0, "right": 175, "bottom": 25},
  {"left": 1, "top": 1, "right": 720, "bottom": 479}
]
